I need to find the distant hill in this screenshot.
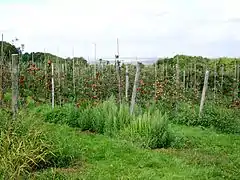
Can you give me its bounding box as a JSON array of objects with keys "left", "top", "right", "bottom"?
[
  {"left": 1, "top": 40, "right": 239, "bottom": 69},
  {"left": 0, "top": 41, "right": 19, "bottom": 60},
  {"left": 21, "top": 52, "right": 87, "bottom": 65},
  {"left": 0, "top": 41, "right": 88, "bottom": 65}
]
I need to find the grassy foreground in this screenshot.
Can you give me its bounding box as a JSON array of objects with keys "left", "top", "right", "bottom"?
[
  {"left": 31, "top": 125, "right": 239, "bottom": 180},
  {"left": 0, "top": 100, "right": 239, "bottom": 179}
]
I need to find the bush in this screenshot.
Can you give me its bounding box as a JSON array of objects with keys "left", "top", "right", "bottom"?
[
  {"left": 0, "top": 109, "right": 11, "bottom": 131},
  {"left": 201, "top": 104, "right": 240, "bottom": 134},
  {"left": 0, "top": 115, "right": 52, "bottom": 179},
  {"left": 120, "top": 110, "right": 173, "bottom": 149},
  {"left": 43, "top": 104, "right": 80, "bottom": 125},
  {"left": 171, "top": 102, "right": 240, "bottom": 134},
  {"left": 99, "top": 98, "right": 131, "bottom": 136},
  {"left": 0, "top": 110, "right": 83, "bottom": 179},
  {"left": 44, "top": 124, "right": 84, "bottom": 168},
  {"left": 170, "top": 102, "right": 199, "bottom": 126},
  {"left": 42, "top": 97, "right": 132, "bottom": 136},
  {"left": 39, "top": 98, "right": 176, "bottom": 149}
]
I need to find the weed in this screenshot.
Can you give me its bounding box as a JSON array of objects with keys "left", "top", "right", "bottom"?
[
  {"left": 0, "top": 115, "right": 52, "bottom": 179},
  {"left": 170, "top": 102, "right": 240, "bottom": 134},
  {"left": 119, "top": 110, "right": 173, "bottom": 149},
  {"left": 0, "top": 111, "right": 84, "bottom": 179},
  {"left": 38, "top": 99, "right": 176, "bottom": 149}
]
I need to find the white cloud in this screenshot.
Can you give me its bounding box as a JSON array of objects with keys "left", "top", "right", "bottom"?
[{"left": 1, "top": 0, "right": 240, "bottom": 60}]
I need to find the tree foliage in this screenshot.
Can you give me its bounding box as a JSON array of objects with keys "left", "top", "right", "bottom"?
[
  {"left": 156, "top": 54, "right": 240, "bottom": 72},
  {"left": 0, "top": 41, "right": 19, "bottom": 60},
  {"left": 0, "top": 41, "right": 88, "bottom": 65}
]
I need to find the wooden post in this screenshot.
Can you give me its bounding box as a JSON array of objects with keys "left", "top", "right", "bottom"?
[
  {"left": 44, "top": 50, "right": 48, "bottom": 99},
  {"left": 65, "top": 59, "right": 68, "bottom": 103},
  {"left": 162, "top": 60, "right": 165, "bottom": 80},
  {"left": 194, "top": 62, "right": 197, "bottom": 90},
  {"left": 51, "top": 63, "right": 54, "bottom": 109},
  {"left": 199, "top": 70, "right": 209, "bottom": 117},
  {"left": 189, "top": 62, "right": 192, "bottom": 88},
  {"left": 183, "top": 70, "right": 186, "bottom": 91},
  {"left": 186, "top": 64, "right": 190, "bottom": 90},
  {"left": 214, "top": 61, "right": 217, "bottom": 100},
  {"left": 234, "top": 61, "right": 237, "bottom": 101},
  {"left": 221, "top": 65, "right": 224, "bottom": 91},
  {"left": 165, "top": 61, "right": 168, "bottom": 79},
  {"left": 130, "top": 62, "right": 141, "bottom": 115},
  {"left": 62, "top": 63, "right": 65, "bottom": 86},
  {"left": 94, "top": 44, "right": 97, "bottom": 78},
  {"left": 12, "top": 54, "right": 19, "bottom": 119},
  {"left": 9, "top": 56, "right": 12, "bottom": 71},
  {"left": 64, "top": 59, "right": 67, "bottom": 73},
  {"left": 237, "top": 64, "right": 239, "bottom": 99},
  {"left": 115, "top": 39, "right": 122, "bottom": 103},
  {"left": 176, "top": 57, "right": 180, "bottom": 88},
  {"left": 32, "top": 52, "right": 34, "bottom": 64},
  {"left": 72, "top": 50, "right": 76, "bottom": 99},
  {"left": 0, "top": 33, "right": 3, "bottom": 106},
  {"left": 57, "top": 56, "right": 61, "bottom": 106},
  {"left": 154, "top": 63, "right": 158, "bottom": 98},
  {"left": 116, "top": 60, "right": 122, "bottom": 103},
  {"left": 125, "top": 64, "right": 129, "bottom": 102}
]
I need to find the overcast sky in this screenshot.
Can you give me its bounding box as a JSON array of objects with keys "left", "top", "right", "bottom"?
[{"left": 1, "top": 0, "right": 240, "bottom": 61}]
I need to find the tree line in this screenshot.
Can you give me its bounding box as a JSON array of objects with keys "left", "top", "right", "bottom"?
[
  {"left": 1, "top": 40, "right": 239, "bottom": 70},
  {"left": 0, "top": 41, "right": 88, "bottom": 65}
]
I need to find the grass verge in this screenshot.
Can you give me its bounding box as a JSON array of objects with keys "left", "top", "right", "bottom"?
[{"left": 31, "top": 124, "right": 240, "bottom": 179}]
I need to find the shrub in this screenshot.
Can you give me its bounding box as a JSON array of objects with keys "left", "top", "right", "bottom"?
[
  {"left": 0, "top": 109, "right": 11, "bottom": 131},
  {"left": 75, "top": 97, "right": 131, "bottom": 136},
  {"left": 120, "top": 110, "right": 173, "bottom": 149},
  {"left": 101, "top": 98, "right": 131, "bottom": 136},
  {"left": 0, "top": 115, "right": 52, "bottom": 179},
  {"left": 42, "top": 97, "right": 132, "bottom": 136},
  {"left": 0, "top": 110, "right": 83, "bottom": 179},
  {"left": 43, "top": 104, "right": 79, "bottom": 125},
  {"left": 170, "top": 102, "right": 199, "bottom": 126},
  {"left": 201, "top": 103, "right": 240, "bottom": 134},
  {"left": 39, "top": 98, "right": 176, "bottom": 149},
  {"left": 171, "top": 102, "right": 240, "bottom": 134},
  {"left": 44, "top": 124, "right": 84, "bottom": 168}
]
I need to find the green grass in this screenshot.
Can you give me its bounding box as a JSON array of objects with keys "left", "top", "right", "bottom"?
[
  {"left": 30, "top": 124, "right": 240, "bottom": 180},
  {"left": 157, "top": 101, "right": 240, "bottom": 134},
  {"left": 1, "top": 99, "right": 240, "bottom": 179},
  {"left": 0, "top": 111, "right": 84, "bottom": 179},
  {"left": 37, "top": 99, "right": 174, "bottom": 149}
]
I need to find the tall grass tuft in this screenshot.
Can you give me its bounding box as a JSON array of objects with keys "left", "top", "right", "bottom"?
[
  {"left": 120, "top": 110, "right": 173, "bottom": 149},
  {"left": 76, "top": 97, "right": 132, "bottom": 136},
  {"left": 0, "top": 111, "right": 84, "bottom": 179},
  {"left": 39, "top": 97, "right": 176, "bottom": 149},
  {"left": 42, "top": 97, "right": 132, "bottom": 136},
  {"left": 0, "top": 115, "right": 52, "bottom": 179}
]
